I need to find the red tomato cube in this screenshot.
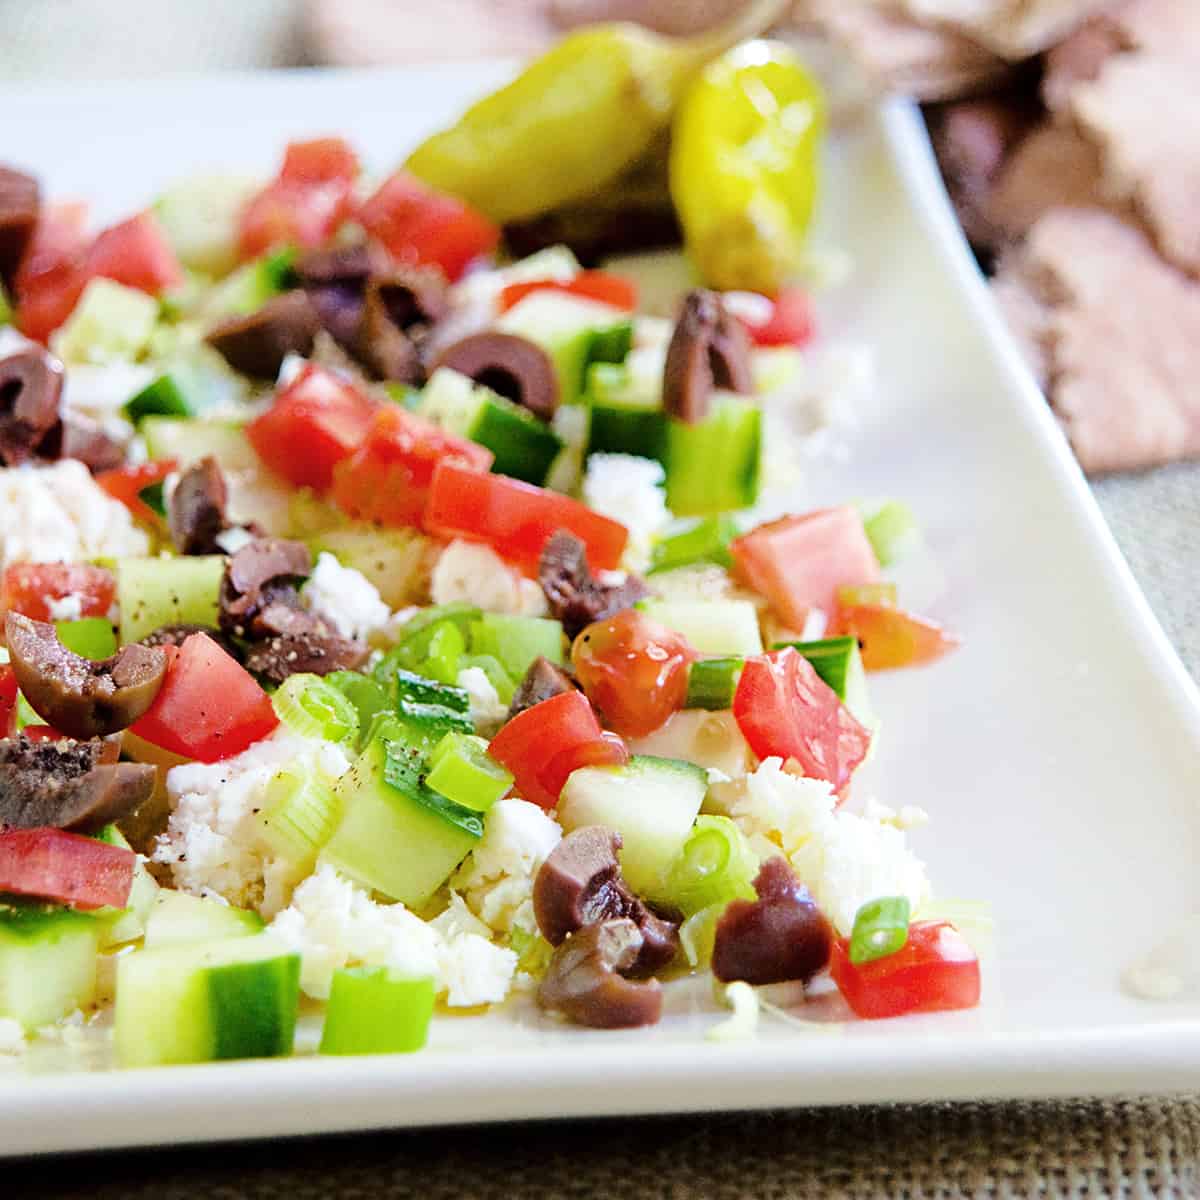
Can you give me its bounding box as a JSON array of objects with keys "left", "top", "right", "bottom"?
[
  {"left": 833, "top": 604, "right": 961, "bottom": 671},
  {"left": 130, "top": 634, "right": 278, "bottom": 763},
  {"left": 246, "top": 364, "right": 377, "bottom": 491},
  {"left": 0, "top": 563, "right": 116, "bottom": 624},
  {"left": 0, "top": 827, "right": 135, "bottom": 910},
  {"left": 732, "top": 506, "right": 881, "bottom": 630},
  {"left": 280, "top": 138, "right": 359, "bottom": 185},
  {"left": 84, "top": 212, "right": 184, "bottom": 295}
]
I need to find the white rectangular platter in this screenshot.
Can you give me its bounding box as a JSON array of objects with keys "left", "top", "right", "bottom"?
[{"left": 1, "top": 65, "right": 1198, "bottom": 1156}]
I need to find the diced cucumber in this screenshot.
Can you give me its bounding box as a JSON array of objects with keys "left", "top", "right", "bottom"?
[
  {"left": 469, "top": 614, "right": 564, "bottom": 683},
  {"left": 51, "top": 278, "right": 159, "bottom": 365},
  {"left": 311, "top": 524, "right": 433, "bottom": 609},
  {"left": 638, "top": 598, "right": 762, "bottom": 656},
  {"left": 116, "top": 555, "right": 225, "bottom": 644},
  {"left": 140, "top": 416, "right": 258, "bottom": 471},
  {"left": 861, "top": 500, "right": 921, "bottom": 566},
  {"left": 497, "top": 292, "right": 633, "bottom": 404},
  {"left": 319, "top": 966, "right": 435, "bottom": 1056},
  {"left": 143, "top": 890, "right": 264, "bottom": 949},
  {"left": 154, "top": 172, "right": 261, "bottom": 278},
  {"left": 684, "top": 657, "right": 743, "bottom": 711},
  {"left": 198, "top": 246, "right": 297, "bottom": 323},
  {"left": 664, "top": 393, "right": 762, "bottom": 517},
  {"left": 0, "top": 901, "right": 102, "bottom": 1030},
  {"left": 96, "top": 827, "right": 161, "bottom": 948},
  {"left": 585, "top": 361, "right": 667, "bottom": 461},
  {"left": 557, "top": 755, "right": 707, "bottom": 898},
  {"left": 114, "top": 933, "right": 299, "bottom": 1067},
  {"left": 775, "top": 636, "right": 875, "bottom": 730},
  {"left": 418, "top": 368, "right": 563, "bottom": 485},
  {"left": 124, "top": 362, "right": 228, "bottom": 424},
  {"left": 545, "top": 402, "right": 590, "bottom": 494},
  {"left": 751, "top": 346, "right": 804, "bottom": 394},
  {"left": 648, "top": 515, "right": 738, "bottom": 575},
  {"left": 320, "top": 733, "right": 481, "bottom": 909}
]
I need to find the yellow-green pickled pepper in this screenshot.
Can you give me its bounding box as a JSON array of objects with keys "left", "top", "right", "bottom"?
[
  {"left": 405, "top": 0, "right": 789, "bottom": 225},
  {"left": 670, "top": 41, "right": 826, "bottom": 295}
]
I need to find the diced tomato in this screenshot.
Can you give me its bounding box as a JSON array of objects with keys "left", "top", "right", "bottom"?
[
  {"left": 15, "top": 207, "right": 183, "bottom": 342},
  {"left": 280, "top": 137, "right": 359, "bottom": 186},
  {"left": 84, "top": 212, "right": 183, "bottom": 295},
  {"left": 425, "top": 462, "right": 628, "bottom": 576},
  {"left": 246, "top": 364, "right": 377, "bottom": 491},
  {"left": 95, "top": 459, "right": 177, "bottom": 525},
  {"left": 332, "top": 406, "right": 493, "bottom": 528},
  {"left": 130, "top": 634, "right": 278, "bottom": 763},
  {"left": 833, "top": 604, "right": 961, "bottom": 671},
  {"left": 829, "top": 921, "right": 981, "bottom": 1019},
  {"left": 732, "top": 507, "right": 881, "bottom": 630},
  {"left": 737, "top": 287, "right": 815, "bottom": 348},
  {"left": 732, "top": 648, "right": 871, "bottom": 795},
  {"left": 14, "top": 202, "right": 91, "bottom": 343},
  {"left": 21, "top": 725, "right": 69, "bottom": 743},
  {"left": 499, "top": 271, "right": 638, "bottom": 314},
  {"left": 238, "top": 138, "right": 360, "bottom": 260},
  {"left": 0, "top": 827, "right": 135, "bottom": 910},
  {"left": 571, "top": 609, "right": 695, "bottom": 738},
  {"left": 358, "top": 172, "right": 499, "bottom": 282},
  {"left": 487, "top": 690, "right": 626, "bottom": 810},
  {"left": 0, "top": 665, "right": 17, "bottom": 738},
  {"left": 0, "top": 563, "right": 116, "bottom": 624}
]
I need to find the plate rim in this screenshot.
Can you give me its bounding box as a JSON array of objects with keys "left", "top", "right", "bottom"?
[{"left": 1, "top": 76, "right": 1198, "bottom": 1155}]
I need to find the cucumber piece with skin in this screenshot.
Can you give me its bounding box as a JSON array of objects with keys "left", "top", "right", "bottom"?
[
  {"left": 116, "top": 555, "right": 225, "bottom": 644},
  {"left": 557, "top": 755, "right": 708, "bottom": 898},
  {"left": 143, "top": 890, "right": 264, "bottom": 949},
  {"left": 114, "top": 933, "right": 300, "bottom": 1067},
  {"left": 0, "top": 901, "right": 102, "bottom": 1030},
  {"left": 497, "top": 291, "right": 633, "bottom": 405},
  {"left": 418, "top": 368, "right": 563, "bottom": 485},
  {"left": 585, "top": 361, "right": 667, "bottom": 462},
  {"left": 197, "top": 246, "right": 297, "bottom": 323},
  {"left": 320, "top": 732, "right": 481, "bottom": 909},
  {"left": 638, "top": 598, "right": 762, "bottom": 656},
  {"left": 664, "top": 393, "right": 762, "bottom": 517}
]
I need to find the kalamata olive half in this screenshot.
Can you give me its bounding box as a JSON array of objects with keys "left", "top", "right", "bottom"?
[
  {"left": 662, "top": 289, "right": 753, "bottom": 424},
  {"left": 434, "top": 331, "right": 559, "bottom": 420},
  {"left": 0, "top": 348, "right": 64, "bottom": 466}
]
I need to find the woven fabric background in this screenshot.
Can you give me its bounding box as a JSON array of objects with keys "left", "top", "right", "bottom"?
[{"left": 2, "top": 3, "right": 1199, "bottom": 1195}]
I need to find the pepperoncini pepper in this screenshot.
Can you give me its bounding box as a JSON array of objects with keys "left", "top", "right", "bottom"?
[
  {"left": 404, "top": 0, "right": 788, "bottom": 225},
  {"left": 669, "top": 41, "right": 826, "bottom": 295}
]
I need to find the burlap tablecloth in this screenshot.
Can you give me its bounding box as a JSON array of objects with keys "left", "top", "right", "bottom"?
[{"left": 3, "top": 3, "right": 1199, "bottom": 1194}]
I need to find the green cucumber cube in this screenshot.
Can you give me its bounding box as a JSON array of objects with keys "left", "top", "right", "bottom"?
[
  {"left": 143, "top": 891, "right": 264, "bottom": 949},
  {"left": 638, "top": 598, "right": 762, "bottom": 656},
  {"left": 664, "top": 393, "right": 762, "bottom": 517},
  {"left": 469, "top": 614, "right": 564, "bottom": 683},
  {"left": 140, "top": 417, "right": 258, "bottom": 471},
  {"left": 320, "top": 734, "right": 481, "bottom": 909},
  {"left": 115, "top": 933, "right": 300, "bottom": 1067},
  {"left": 0, "top": 902, "right": 102, "bottom": 1031},
  {"left": 154, "top": 173, "right": 260, "bottom": 278},
  {"left": 52, "top": 278, "right": 159, "bottom": 365},
  {"left": 116, "top": 556, "right": 225, "bottom": 644},
  {"left": 557, "top": 755, "right": 707, "bottom": 898}
]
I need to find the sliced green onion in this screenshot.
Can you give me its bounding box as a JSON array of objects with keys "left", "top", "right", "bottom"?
[
  {"left": 848, "top": 896, "right": 911, "bottom": 965},
  {"left": 55, "top": 617, "right": 117, "bottom": 661},
  {"left": 469, "top": 614, "right": 564, "bottom": 683},
  {"left": 324, "top": 671, "right": 391, "bottom": 748},
  {"left": 255, "top": 766, "right": 343, "bottom": 868},
  {"left": 836, "top": 582, "right": 897, "bottom": 608},
  {"left": 680, "top": 903, "right": 724, "bottom": 969},
  {"left": 649, "top": 514, "right": 739, "bottom": 575},
  {"left": 862, "top": 501, "right": 920, "bottom": 567},
  {"left": 426, "top": 731, "right": 513, "bottom": 813},
  {"left": 664, "top": 816, "right": 757, "bottom": 917},
  {"left": 419, "top": 620, "right": 466, "bottom": 685},
  {"left": 685, "top": 657, "right": 744, "bottom": 710},
  {"left": 459, "top": 654, "right": 516, "bottom": 705},
  {"left": 319, "top": 966, "right": 435, "bottom": 1056},
  {"left": 272, "top": 672, "right": 359, "bottom": 746}
]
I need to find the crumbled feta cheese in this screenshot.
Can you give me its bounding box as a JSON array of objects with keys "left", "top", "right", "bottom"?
[
  {"left": 269, "top": 864, "right": 440, "bottom": 1000},
  {"left": 431, "top": 539, "right": 547, "bottom": 616},
  {"left": 0, "top": 1018, "right": 25, "bottom": 1056},
  {"left": 456, "top": 666, "right": 509, "bottom": 734},
  {"left": 215, "top": 526, "right": 255, "bottom": 556},
  {"left": 581, "top": 453, "right": 671, "bottom": 573},
  {"left": 154, "top": 729, "right": 351, "bottom": 917},
  {"left": 45, "top": 592, "right": 84, "bottom": 622},
  {"left": 269, "top": 867, "right": 518, "bottom": 1008},
  {"left": 712, "top": 758, "right": 931, "bottom": 935},
  {"left": 0, "top": 461, "right": 150, "bottom": 572},
  {"left": 302, "top": 551, "right": 391, "bottom": 641},
  {"left": 452, "top": 799, "right": 562, "bottom": 936}
]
